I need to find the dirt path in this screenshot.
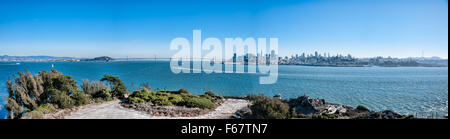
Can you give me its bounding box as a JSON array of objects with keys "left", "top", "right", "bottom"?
[{"left": 64, "top": 99, "right": 250, "bottom": 119}]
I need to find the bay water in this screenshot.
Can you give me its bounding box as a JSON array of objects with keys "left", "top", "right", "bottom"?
[{"left": 0, "top": 61, "right": 447, "bottom": 118}]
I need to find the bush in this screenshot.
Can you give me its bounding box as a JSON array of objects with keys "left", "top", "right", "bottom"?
[
  {"left": 101, "top": 75, "right": 128, "bottom": 98},
  {"left": 35, "top": 104, "right": 56, "bottom": 113},
  {"left": 356, "top": 105, "right": 370, "bottom": 111},
  {"left": 168, "top": 94, "right": 183, "bottom": 105},
  {"left": 246, "top": 94, "right": 264, "bottom": 101},
  {"left": 22, "top": 104, "right": 57, "bottom": 119},
  {"left": 181, "top": 97, "right": 214, "bottom": 109},
  {"left": 93, "top": 88, "right": 112, "bottom": 101},
  {"left": 139, "top": 83, "right": 152, "bottom": 91},
  {"left": 4, "top": 69, "right": 129, "bottom": 119},
  {"left": 72, "top": 92, "right": 91, "bottom": 106},
  {"left": 127, "top": 97, "right": 146, "bottom": 104},
  {"left": 22, "top": 110, "right": 44, "bottom": 119},
  {"left": 130, "top": 88, "right": 152, "bottom": 101},
  {"left": 82, "top": 80, "right": 110, "bottom": 96},
  {"left": 150, "top": 94, "right": 173, "bottom": 106},
  {"left": 93, "top": 98, "right": 105, "bottom": 103},
  {"left": 200, "top": 94, "right": 212, "bottom": 100},
  {"left": 205, "top": 91, "right": 215, "bottom": 97},
  {"left": 248, "top": 95, "right": 291, "bottom": 119},
  {"left": 178, "top": 88, "right": 190, "bottom": 94},
  {"left": 126, "top": 88, "right": 215, "bottom": 109},
  {"left": 127, "top": 89, "right": 184, "bottom": 106},
  {"left": 312, "top": 113, "right": 339, "bottom": 119},
  {"left": 49, "top": 89, "right": 75, "bottom": 109},
  {"left": 5, "top": 69, "right": 89, "bottom": 119}
]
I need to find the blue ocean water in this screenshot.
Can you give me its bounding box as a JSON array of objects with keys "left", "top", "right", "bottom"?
[{"left": 0, "top": 61, "right": 448, "bottom": 118}]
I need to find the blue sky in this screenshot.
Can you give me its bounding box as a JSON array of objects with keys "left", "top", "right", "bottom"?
[{"left": 0, "top": 0, "right": 448, "bottom": 58}]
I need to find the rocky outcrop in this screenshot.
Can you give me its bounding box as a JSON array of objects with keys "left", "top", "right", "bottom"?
[
  {"left": 287, "top": 95, "right": 353, "bottom": 116},
  {"left": 286, "top": 95, "right": 413, "bottom": 119}
]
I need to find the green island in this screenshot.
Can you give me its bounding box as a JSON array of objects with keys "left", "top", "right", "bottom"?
[{"left": 4, "top": 69, "right": 421, "bottom": 119}]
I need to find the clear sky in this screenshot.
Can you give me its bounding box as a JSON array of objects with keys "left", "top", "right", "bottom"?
[{"left": 0, "top": 0, "right": 448, "bottom": 58}]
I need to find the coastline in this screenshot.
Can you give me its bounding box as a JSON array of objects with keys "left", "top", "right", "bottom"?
[{"left": 2, "top": 60, "right": 447, "bottom": 68}]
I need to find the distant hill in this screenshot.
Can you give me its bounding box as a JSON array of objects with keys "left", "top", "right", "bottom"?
[
  {"left": 80, "top": 56, "right": 114, "bottom": 62},
  {"left": 0, "top": 55, "right": 115, "bottom": 62},
  {"left": 0, "top": 55, "right": 79, "bottom": 62}
]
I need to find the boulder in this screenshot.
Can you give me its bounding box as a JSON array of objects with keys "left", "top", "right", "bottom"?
[{"left": 288, "top": 95, "right": 327, "bottom": 115}]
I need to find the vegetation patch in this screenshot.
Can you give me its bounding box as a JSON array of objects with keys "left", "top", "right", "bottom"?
[
  {"left": 126, "top": 88, "right": 216, "bottom": 109},
  {"left": 312, "top": 113, "right": 339, "bottom": 119},
  {"left": 245, "top": 94, "right": 292, "bottom": 119},
  {"left": 4, "top": 69, "right": 127, "bottom": 119}
]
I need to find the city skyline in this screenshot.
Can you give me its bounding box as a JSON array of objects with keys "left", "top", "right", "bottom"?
[{"left": 0, "top": 0, "right": 448, "bottom": 59}]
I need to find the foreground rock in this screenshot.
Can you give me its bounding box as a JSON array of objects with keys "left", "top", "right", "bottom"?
[
  {"left": 236, "top": 95, "right": 413, "bottom": 119},
  {"left": 287, "top": 95, "right": 413, "bottom": 119}
]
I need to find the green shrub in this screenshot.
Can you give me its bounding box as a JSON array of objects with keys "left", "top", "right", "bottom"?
[
  {"left": 200, "top": 94, "right": 212, "bottom": 100},
  {"left": 150, "top": 94, "right": 173, "bottom": 106},
  {"left": 181, "top": 97, "right": 214, "bottom": 109},
  {"left": 205, "top": 91, "right": 215, "bottom": 97},
  {"left": 178, "top": 88, "right": 190, "bottom": 94},
  {"left": 22, "top": 104, "right": 57, "bottom": 119},
  {"left": 5, "top": 69, "right": 88, "bottom": 119},
  {"left": 34, "top": 104, "right": 56, "bottom": 114},
  {"left": 248, "top": 95, "right": 291, "bottom": 119},
  {"left": 246, "top": 94, "right": 266, "bottom": 101},
  {"left": 127, "top": 97, "right": 146, "bottom": 104},
  {"left": 82, "top": 80, "right": 110, "bottom": 96},
  {"left": 131, "top": 88, "right": 151, "bottom": 101},
  {"left": 93, "top": 98, "right": 105, "bottom": 103},
  {"left": 127, "top": 89, "right": 183, "bottom": 106},
  {"left": 49, "top": 89, "right": 74, "bottom": 109},
  {"left": 312, "top": 113, "right": 339, "bottom": 119},
  {"left": 139, "top": 83, "right": 152, "bottom": 91},
  {"left": 356, "top": 105, "right": 370, "bottom": 111},
  {"left": 168, "top": 94, "right": 183, "bottom": 105},
  {"left": 93, "top": 88, "right": 112, "bottom": 101},
  {"left": 126, "top": 88, "right": 215, "bottom": 109},
  {"left": 22, "top": 110, "right": 44, "bottom": 119},
  {"left": 101, "top": 75, "right": 128, "bottom": 98},
  {"left": 72, "top": 92, "right": 91, "bottom": 106}
]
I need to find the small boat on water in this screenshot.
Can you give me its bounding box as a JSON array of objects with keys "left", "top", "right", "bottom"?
[
  {"left": 16, "top": 63, "right": 20, "bottom": 65},
  {"left": 51, "top": 64, "right": 54, "bottom": 68}
]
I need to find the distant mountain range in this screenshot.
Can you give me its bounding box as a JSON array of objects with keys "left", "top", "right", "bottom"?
[
  {"left": 0, "top": 55, "right": 447, "bottom": 67},
  {"left": 0, "top": 55, "right": 114, "bottom": 62},
  {"left": 0, "top": 55, "right": 79, "bottom": 62}
]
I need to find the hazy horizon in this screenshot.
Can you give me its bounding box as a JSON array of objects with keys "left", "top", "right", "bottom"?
[{"left": 0, "top": 0, "right": 448, "bottom": 59}]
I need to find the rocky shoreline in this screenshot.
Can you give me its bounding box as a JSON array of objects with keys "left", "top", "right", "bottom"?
[{"left": 236, "top": 95, "right": 415, "bottom": 119}]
